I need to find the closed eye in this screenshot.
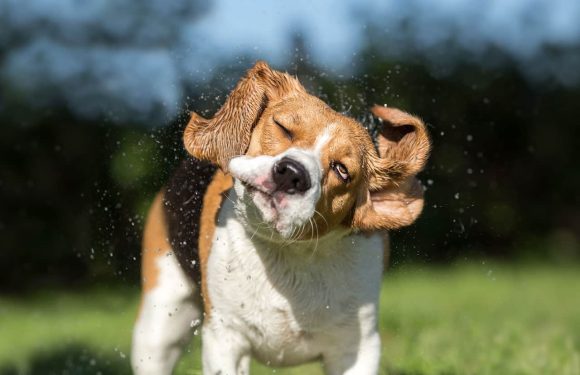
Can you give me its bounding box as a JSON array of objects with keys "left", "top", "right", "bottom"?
[{"left": 273, "top": 118, "right": 293, "bottom": 140}]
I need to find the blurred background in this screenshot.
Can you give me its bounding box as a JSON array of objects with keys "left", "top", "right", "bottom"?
[{"left": 1, "top": 0, "right": 579, "bottom": 374}]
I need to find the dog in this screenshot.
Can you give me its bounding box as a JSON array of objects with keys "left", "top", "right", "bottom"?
[{"left": 131, "top": 61, "right": 430, "bottom": 375}]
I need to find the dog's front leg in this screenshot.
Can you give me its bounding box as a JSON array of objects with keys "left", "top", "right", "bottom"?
[
  {"left": 323, "top": 303, "right": 381, "bottom": 375},
  {"left": 202, "top": 317, "right": 251, "bottom": 375},
  {"left": 323, "top": 331, "right": 381, "bottom": 375}
]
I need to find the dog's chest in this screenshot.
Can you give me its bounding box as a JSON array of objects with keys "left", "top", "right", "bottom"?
[{"left": 205, "top": 204, "right": 383, "bottom": 364}]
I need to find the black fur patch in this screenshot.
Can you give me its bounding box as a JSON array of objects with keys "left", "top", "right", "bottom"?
[{"left": 163, "top": 157, "right": 217, "bottom": 285}]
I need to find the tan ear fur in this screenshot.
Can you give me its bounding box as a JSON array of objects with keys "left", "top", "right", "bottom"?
[
  {"left": 354, "top": 105, "right": 431, "bottom": 231},
  {"left": 183, "top": 61, "right": 304, "bottom": 171},
  {"left": 368, "top": 105, "right": 431, "bottom": 189},
  {"left": 353, "top": 177, "right": 425, "bottom": 231}
]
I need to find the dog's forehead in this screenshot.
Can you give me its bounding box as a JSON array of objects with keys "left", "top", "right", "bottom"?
[{"left": 274, "top": 95, "right": 364, "bottom": 142}]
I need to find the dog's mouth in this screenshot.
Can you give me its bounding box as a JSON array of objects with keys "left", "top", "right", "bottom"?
[
  {"left": 229, "top": 155, "right": 320, "bottom": 238},
  {"left": 240, "top": 179, "right": 306, "bottom": 237},
  {"left": 241, "top": 180, "right": 270, "bottom": 196},
  {"left": 241, "top": 180, "right": 279, "bottom": 220},
  {"left": 242, "top": 181, "right": 274, "bottom": 207}
]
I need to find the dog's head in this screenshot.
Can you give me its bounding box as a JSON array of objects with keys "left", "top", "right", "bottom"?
[{"left": 184, "top": 61, "right": 430, "bottom": 240}]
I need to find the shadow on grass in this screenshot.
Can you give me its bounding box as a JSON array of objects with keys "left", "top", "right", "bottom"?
[
  {"left": 386, "top": 368, "right": 458, "bottom": 375},
  {"left": 0, "top": 343, "right": 131, "bottom": 375},
  {"left": 0, "top": 342, "right": 464, "bottom": 375}
]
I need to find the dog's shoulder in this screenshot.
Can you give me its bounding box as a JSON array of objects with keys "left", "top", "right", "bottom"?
[{"left": 163, "top": 158, "right": 232, "bottom": 284}]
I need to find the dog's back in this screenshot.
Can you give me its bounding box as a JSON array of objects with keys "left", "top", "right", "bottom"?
[
  {"left": 163, "top": 158, "right": 216, "bottom": 284},
  {"left": 132, "top": 158, "right": 231, "bottom": 374}
]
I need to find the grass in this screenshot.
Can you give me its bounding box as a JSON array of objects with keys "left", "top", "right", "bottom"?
[{"left": 0, "top": 263, "right": 579, "bottom": 375}]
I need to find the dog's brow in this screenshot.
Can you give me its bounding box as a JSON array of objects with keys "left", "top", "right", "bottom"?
[{"left": 314, "top": 128, "right": 332, "bottom": 155}]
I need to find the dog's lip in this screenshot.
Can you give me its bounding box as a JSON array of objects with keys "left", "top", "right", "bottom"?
[
  {"left": 241, "top": 180, "right": 273, "bottom": 197},
  {"left": 240, "top": 180, "right": 279, "bottom": 219}
]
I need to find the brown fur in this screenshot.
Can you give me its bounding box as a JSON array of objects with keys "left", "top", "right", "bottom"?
[
  {"left": 141, "top": 192, "right": 172, "bottom": 293},
  {"left": 138, "top": 61, "right": 430, "bottom": 327},
  {"left": 243, "top": 96, "right": 376, "bottom": 237},
  {"left": 134, "top": 62, "right": 430, "bottom": 375},
  {"left": 352, "top": 106, "right": 431, "bottom": 231},
  {"left": 138, "top": 166, "right": 232, "bottom": 319},
  {"left": 184, "top": 61, "right": 306, "bottom": 171},
  {"left": 184, "top": 61, "right": 431, "bottom": 236},
  {"left": 198, "top": 170, "right": 233, "bottom": 315}
]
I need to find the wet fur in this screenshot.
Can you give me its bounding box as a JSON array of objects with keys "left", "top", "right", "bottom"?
[{"left": 132, "top": 61, "right": 430, "bottom": 375}]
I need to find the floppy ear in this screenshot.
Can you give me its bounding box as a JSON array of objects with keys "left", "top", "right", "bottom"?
[
  {"left": 353, "top": 105, "right": 431, "bottom": 231},
  {"left": 183, "top": 61, "right": 304, "bottom": 171}
]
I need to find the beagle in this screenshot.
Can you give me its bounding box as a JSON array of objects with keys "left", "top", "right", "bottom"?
[{"left": 131, "top": 61, "right": 430, "bottom": 375}]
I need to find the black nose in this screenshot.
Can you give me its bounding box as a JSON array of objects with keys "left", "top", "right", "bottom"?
[{"left": 272, "top": 157, "right": 311, "bottom": 194}]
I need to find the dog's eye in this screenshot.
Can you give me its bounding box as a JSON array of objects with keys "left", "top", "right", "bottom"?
[
  {"left": 273, "top": 118, "right": 293, "bottom": 140},
  {"left": 331, "top": 161, "right": 350, "bottom": 182}
]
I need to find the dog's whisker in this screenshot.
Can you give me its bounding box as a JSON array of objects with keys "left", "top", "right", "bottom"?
[
  {"left": 313, "top": 217, "right": 320, "bottom": 256},
  {"left": 220, "top": 188, "right": 240, "bottom": 208},
  {"left": 314, "top": 210, "right": 328, "bottom": 232},
  {"left": 294, "top": 223, "right": 306, "bottom": 242},
  {"left": 250, "top": 222, "right": 265, "bottom": 241},
  {"left": 284, "top": 223, "right": 304, "bottom": 248},
  {"left": 306, "top": 218, "right": 317, "bottom": 261},
  {"left": 280, "top": 226, "right": 296, "bottom": 248},
  {"left": 308, "top": 218, "right": 315, "bottom": 244},
  {"left": 286, "top": 225, "right": 302, "bottom": 247},
  {"left": 269, "top": 226, "right": 275, "bottom": 241}
]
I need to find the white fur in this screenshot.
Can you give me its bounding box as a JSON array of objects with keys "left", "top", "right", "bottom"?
[
  {"left": 134, "top": 133, "right": 386, "bottom": 375},
  {"left": 132, "top": 251, "right": 202, "bottom": 375},
  {"left": 314, "top": 128, "right": 332, "bottom": 155},
  {"left": 207, "top": 141, "right": 385, "bottom": 373},
  {"left": 203, "top": 196, "right": 383, "bottom": 374},
  {"left": 229, "top": 147, "right": 323, "bottom": 238}
]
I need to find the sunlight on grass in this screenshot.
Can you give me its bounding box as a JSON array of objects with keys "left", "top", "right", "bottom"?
[{"left": 0, "top": 264, "right": 578, "bottom": 375}]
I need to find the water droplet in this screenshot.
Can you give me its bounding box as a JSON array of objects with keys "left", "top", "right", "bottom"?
[{"left": 190, "top": 319, "right": 201, "bottom": 328}]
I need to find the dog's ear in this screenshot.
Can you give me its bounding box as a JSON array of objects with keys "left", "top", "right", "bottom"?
[
  {"left": 353, "top": 105, "right": 431, "bottom": 231},
  {"left": 184, "top": 61, "right": 305, "bottom": 171}
]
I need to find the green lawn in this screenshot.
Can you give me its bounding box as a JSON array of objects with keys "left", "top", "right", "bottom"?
[{"left": 1, "top": 264, "right": 579, "bottom": 375}]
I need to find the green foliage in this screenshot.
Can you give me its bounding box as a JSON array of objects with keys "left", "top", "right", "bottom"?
[
  {"left": 1, "top": 50, "right": 579, "bottom": 287},
  {"left": 1, "top": 264, "right": 578, "bottom": 375}
]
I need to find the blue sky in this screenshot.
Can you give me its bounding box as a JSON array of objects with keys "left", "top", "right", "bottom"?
[
  {"left": 186, "top": 0, "right": 580, "bottom": 73},
  {"left": 2, "top": 0, "right": 579, "bottom": 125},
  {"left": 188, "top": 0, "right": 363, "bottom": 69}
]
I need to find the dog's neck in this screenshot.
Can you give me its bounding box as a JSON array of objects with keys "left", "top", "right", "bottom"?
[{"left": 252, "top": 226, "right": 352, "bottom": 259}]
